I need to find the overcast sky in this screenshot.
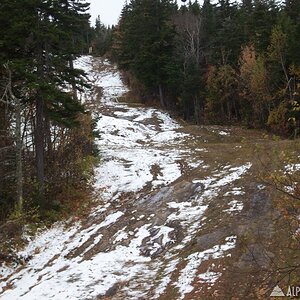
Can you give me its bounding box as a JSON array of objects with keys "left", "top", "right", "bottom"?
[
  {"left": 88, "top": 0, "right": 207, "bottom": 26},
  {"left": 89, "top": 0, "right": 126, "bottom": 26}
]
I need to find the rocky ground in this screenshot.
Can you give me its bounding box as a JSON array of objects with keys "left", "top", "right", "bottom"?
[{"left": 0, "top": 57, "right": 299, "bottom": 300}]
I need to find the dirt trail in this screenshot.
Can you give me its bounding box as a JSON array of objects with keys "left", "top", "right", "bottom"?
[{"left": 0, "top": 57, "right": 296, "bottom": 300}]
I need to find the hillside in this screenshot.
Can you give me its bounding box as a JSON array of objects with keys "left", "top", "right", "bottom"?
[{"left": 0, "top": 57, "right": 299, "bottom": 300}]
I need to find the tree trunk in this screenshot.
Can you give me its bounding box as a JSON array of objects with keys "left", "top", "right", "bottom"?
[
  {"left": 158, "top": 84, "right": 165, "bottom": 108},
  {"left": 35, "top": 17, "right": 46, "bottom": 205},
  {"left": 15, "top": 94, "right": 23, "bottom": 214},
  {"left": 194, "top": 96, "right": 201, "bottom": 124},
  {"left": 6, "top": 64, "right": 23, "bottom": 215},
  {"left": 280, "top": 54, "right": 293, "bottom": 101},
  {"left": 35, "top": 94, "right": 45, "bottom": 205},
  {"left": 45, "top": 115, "right": 52, "bottom": 158}
]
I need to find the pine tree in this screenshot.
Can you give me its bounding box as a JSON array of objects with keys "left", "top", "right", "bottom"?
[
  {"left": 201, "top": 0, "right": 217, "bottom": 60},
  {"left": 116, "top": 0, "right": 177, "bottom": 107},
  {"left": 0, "top": 0, "right": 90, "bottom": 207},
  {"left": 251, "top": 0, "right": 278, "bottom": 53},
  {"left": 213, "top": 0, "right": 241, "bottom": 65},
  {"left": 92, "top": 16, "right": 113, "bottom": 55}
]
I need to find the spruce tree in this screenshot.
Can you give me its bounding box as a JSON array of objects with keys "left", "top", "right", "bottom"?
[
  {"left": 116, "top": 0, "right": 177, "bottom": 107},
  {"left": 0, "top": 0, "right": 90, "bottom": 206}
]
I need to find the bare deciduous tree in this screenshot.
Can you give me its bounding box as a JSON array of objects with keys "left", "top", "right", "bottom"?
[{"left": 1, "top": 62, "right": 23, "bottom": 215}]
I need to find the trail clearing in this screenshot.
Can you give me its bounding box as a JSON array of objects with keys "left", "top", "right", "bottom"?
[{"left": 1, "top": 57, "right": 298, "bottom": 300}]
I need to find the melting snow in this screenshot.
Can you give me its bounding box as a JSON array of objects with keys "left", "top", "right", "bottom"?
[
  {"left": 154, "top": 258, "right": 180, "bottom": 298},
  {"left": 224, "top": 187, "right": 245, "bottom": 196},
  {"left": 224, "top": 200, "right": 244, "bottom": 213},
  {"left": 218, "top": 131, "right": 230, "bottom": 136},
  {"left": 176, "top": 236, "right": 237, "bottom": 299},
  {"left": 193, "top": 163, "right": 252, "bottom": 202},
  {"left": 0, "top": 57, "right": 253, "bottom": 300},
  {"left": 257, "top": 184, "right": 266, "bottom": 190},
  {"left": 0, "top": 221, "right": 152, "bottom": 300},
  {"left": 285, "top": 163, "right": 300, "bottom": 173},
  {"left": 198, "top": 271, "right": 221, "bottom": 285}
]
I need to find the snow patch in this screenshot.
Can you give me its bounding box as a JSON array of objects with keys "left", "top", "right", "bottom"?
[
  {"left": 224, "top": 187, "right": 245, "bottom": 196},
  {"left": 224, "top": 200, "right": 244, "bottom": 213},
  {"left": 285, "top": 163, "right": 300, "bottom": 173},
  {"left": 218, "top": 131, "right": 230, "bottom": 136},
  {"left": 198, "top": 271, "right": 221, "bottom": 285},
  {"left": 176, "top": 236, "right": 237, "bottom": 299}
]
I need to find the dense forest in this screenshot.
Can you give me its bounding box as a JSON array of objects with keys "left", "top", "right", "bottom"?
[
  {"left": 111, "top": 0, "right": 300, "bottom": 137},
  {"left": 0, "top": 1, "right": 300, "bottom": 298},
  {"left": 1, "top": 0, "right": 299, "bottom": 223},
  {"left": 0, "top": 1, "right": 113, "bottom": 223}
]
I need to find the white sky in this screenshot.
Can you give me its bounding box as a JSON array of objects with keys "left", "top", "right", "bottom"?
[
  {"left": 88, "top": 0, "right": 207, "bottom": 26},
  {"left": 89, "top": 0, "right": 126, "bottom": 26}
]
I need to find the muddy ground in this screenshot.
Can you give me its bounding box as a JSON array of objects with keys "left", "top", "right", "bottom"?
[{"left": 0, "top": 57, "right": 299, "bottom": 300}]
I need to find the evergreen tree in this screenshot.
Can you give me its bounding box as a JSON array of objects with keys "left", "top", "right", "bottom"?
[
  {"left": 92, "top": 16, "right": 113, "bottom": 55},
  {"left": 0, "top": 0, "right": 90, "bottom": 207},
  {"left": 115, "top": 0, "right": 177, "bottom": 107},
  {"left": 213, "top": 0, "right": 241, "bottom": 65},
  {"left": 251, "top": 0, "right": 278, "bottom": 53},
  {"left": 201, "top": 0, "right": 217, "bottom": 62},
  {"left": 111, "top": 0, "right": 300, "bottom": 136}
]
